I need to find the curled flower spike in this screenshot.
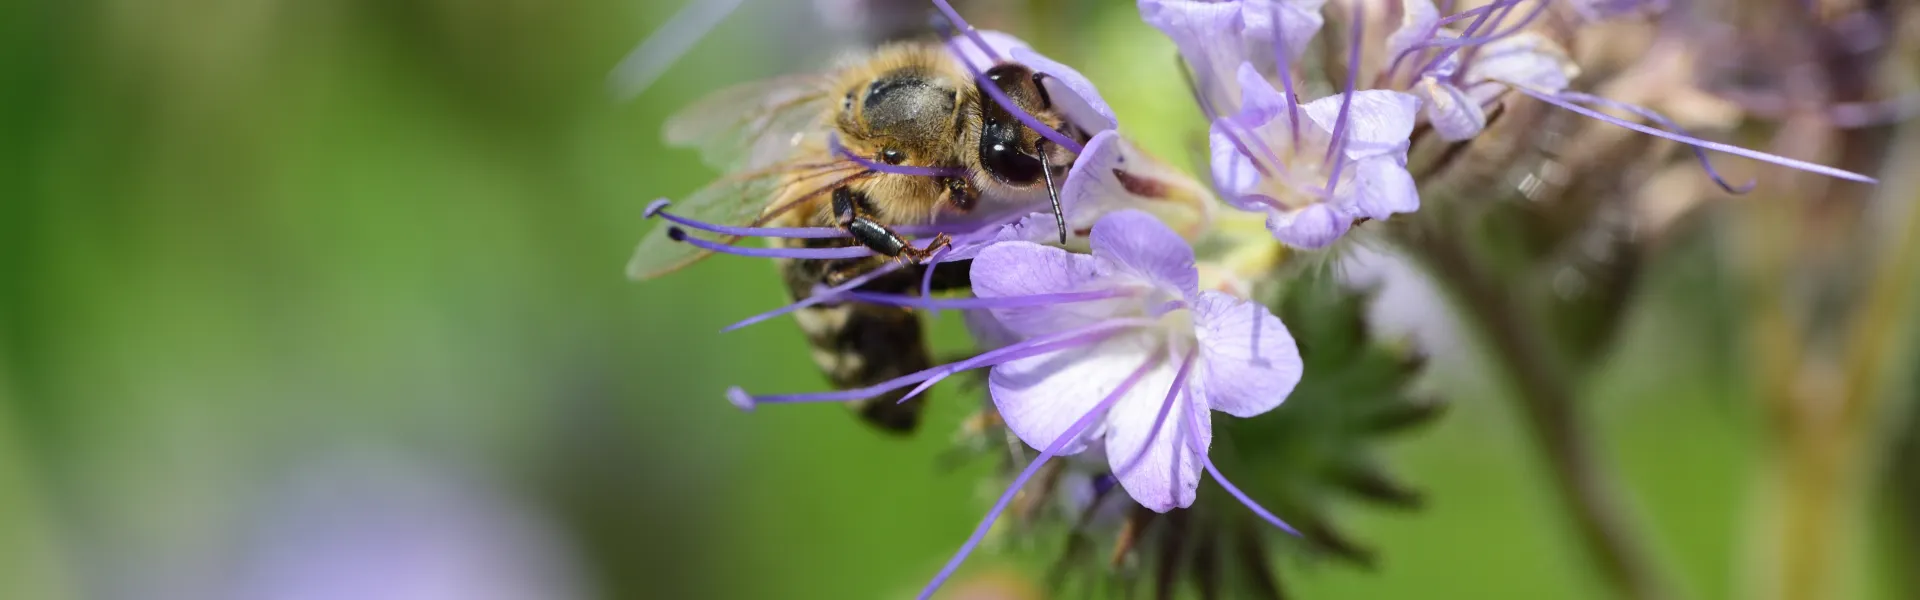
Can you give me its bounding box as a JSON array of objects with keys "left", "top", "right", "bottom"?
[{"left": 1211, "top": 63, "right": 1421, "bottom": 249}]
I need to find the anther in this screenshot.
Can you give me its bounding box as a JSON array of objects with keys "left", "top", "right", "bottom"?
[
  {"left": 726, "top": 387, "right": 756, "bottom": 412},
  {"left": 644, "top": 198, "right": 672, "bottom": 218}
]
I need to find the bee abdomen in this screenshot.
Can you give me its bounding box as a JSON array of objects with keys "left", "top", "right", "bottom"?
[{"left": 793, "top": 302, "right": 932, "bottom": 433}]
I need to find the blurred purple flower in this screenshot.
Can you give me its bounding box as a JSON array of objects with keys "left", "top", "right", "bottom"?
[
  {"left": 1210, "top": 63, "right": 1421, "bottom": 248},
  {"left": 225, "top": 453, "right": 590, "bottom": 600}
]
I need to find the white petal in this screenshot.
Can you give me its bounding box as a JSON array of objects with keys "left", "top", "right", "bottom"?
[
  {"left": 1302, "top": 90, "right": 1422, "bottom": 160},
  {"left": 1192, "top": 291, "right": 1302, "bottom": 418},
  {"left": 989, "top": 332, "right": 1164, "bottom": 456},
  {"left": 1103, "top": 364, "right": 1210, "bottom": 512}
]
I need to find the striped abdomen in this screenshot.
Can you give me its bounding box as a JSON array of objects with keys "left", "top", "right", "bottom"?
[{"left": 778, "top": 244, "right": 939, "bottom": 433}]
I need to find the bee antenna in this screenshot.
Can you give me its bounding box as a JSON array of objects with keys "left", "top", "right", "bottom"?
[{"left": 1037, "top": 140, "right": 1066, "bottom": 245}]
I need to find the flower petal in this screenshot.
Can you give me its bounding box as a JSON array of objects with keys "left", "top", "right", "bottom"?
[
  {"left": 1228, "top": 62, "right": 1292, "bottom": 132},
  {"left": 1302, "top": 90, "right": 1422, "bottom": 159},
  {"left": 1209, "top": 122, "right": 1265, "bottom": 205},
  {"left": 1242, "top": 0, "right": 1327, "bottom": 66},
  {"left": 1418, "top": 79, "right": 1487, "bottom": 141},
  {"left": 1384, "top": 0, "right": 1442, "bottom": 66},
  {"left": 942, "top": 212, "right": 1059, "bottom": 261},
  {"left": 990, "top": 332, "right": 1163, "bottom": 456},
  {"left": 962, "top": 308, "right": 1021, "bottom": 351},
  {"left": 1104, "top": 365, "right": 1209, "bottom": 512},
  {"left": 1009, "top": 46, "right": 1118, "bottom": 134},
  {"left": 1464, "top": 32, "right": 1580, "bottom": 99},
  {"left": 972, "top": 241, "right": 1130, "bottom": 337},
  {"left": 1266, "top": 203, "right": 1351, "bottom": 249},
  {"left": 1192, "top": 291, "right": 1302, "bottom": 418},
  {"left": 1138, "top": 0, "right": 1247, "bottom": 114},
  {"left": 1061, "top": 131, "right": 1218, "bottom": 238},
  {"left": 948, "top": 29, "right": 1031, "bottom": 72},
  {"left": 1090, "top": 210, "right": 1201, "bottom": 299},
  {"left": 1347, "top": 154, "right": 1420, "bottom": 219}
]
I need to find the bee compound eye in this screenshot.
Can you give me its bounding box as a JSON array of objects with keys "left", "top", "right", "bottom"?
[
  {"left": 881, "top": 149, "right": 907, "bottom": 165},
  {"left": 981, "top": 143, "right": 1044, "bottom": 185}
]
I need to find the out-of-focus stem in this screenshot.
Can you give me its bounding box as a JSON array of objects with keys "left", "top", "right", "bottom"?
[
  {"left": 1746, "top": 113, "right": 1920, "bottom": 600},
  {"left": 1403, "top": 228, "right": 1674, "bottom": 600}
]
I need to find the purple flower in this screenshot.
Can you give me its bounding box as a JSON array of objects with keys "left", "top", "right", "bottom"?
[
  {"left": 724, "top": 211, "right": 1304, "bottom": 599},
  {"left": 1385, "top": 0, "right": 1579, "bottom": 141},
  {"left": 973, "top": 210, "right": 1303, "bottom": 511},
  {"left": 1139, "top": 0, "right": 1327, "bottom": 117},
  {"left": 1210, "top": 63, "right": 1420, "bottom": 248}
]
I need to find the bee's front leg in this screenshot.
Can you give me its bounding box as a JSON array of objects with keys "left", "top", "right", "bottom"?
[
  {"left": 833, "top": 186, "right": 949, "bottom": 263},
  {"left": 940, "top": 176, "right": 978, "bottom": 213}
]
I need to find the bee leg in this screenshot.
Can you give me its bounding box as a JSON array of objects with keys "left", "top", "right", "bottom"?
[
  {"left": 833, "top": 186, "right": 949, "bottom": 263},
  {"left": 940, "top": 176, "right": 977, "bottom": 213}
]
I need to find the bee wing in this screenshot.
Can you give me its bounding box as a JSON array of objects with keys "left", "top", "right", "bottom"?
[
  {"left": 626, "top": 158, "right": 867, "bottom": 281},
  {"left": 662, "top": 74, "right": 838, "bottom": 171}
]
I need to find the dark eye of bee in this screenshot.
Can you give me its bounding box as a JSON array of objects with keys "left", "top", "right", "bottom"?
[
  {"left": 981, "top": 139, "right": 1043, "bottom": 184},
  {"left": 881, "top": 149, "right": 906, "bottom": 164}
]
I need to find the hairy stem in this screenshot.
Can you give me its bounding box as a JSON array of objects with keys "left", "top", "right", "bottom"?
[{"left": 1402, "top": 228, "right": 1673, "bottom": 600}]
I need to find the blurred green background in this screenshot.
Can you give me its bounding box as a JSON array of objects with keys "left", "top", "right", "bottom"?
[{"left": 0, "top": 1, "right": 1909, "bottom": 599}]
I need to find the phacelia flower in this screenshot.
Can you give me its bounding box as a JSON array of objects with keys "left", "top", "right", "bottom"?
[
  {"left": 1139, "top": 0, "right": 1328, "bottom": 119},
  {"left": 1211, "top": 63, "right": 1421, "bottom": 248},
  {"left": 1384, "top": 0, "right": 1579, "bottom": 141},
  {"left": 722, "top": 211, "right": 1304, "bottom": 599},
  {"left": 971, "top": 210, "right": 1304, "bottom": 512}
]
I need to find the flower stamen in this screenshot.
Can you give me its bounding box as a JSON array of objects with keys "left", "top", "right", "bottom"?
[
  {"left": 1513, "top": 86, "right": 1879, "bottom": 184},
  {"left": 665, "top": 227, "right": 880, "bottom": 259},
  {"left": 1182, "top": 386, "right": 1301, "bottom": 536},
  {"left": 719, "top": 262, "right": 907, "bottom": 332},
  {"left": 915, "top": 350, "right": 1165, "bottom": 600},
  {"left": 844, "top": 288, "right": 1139, "bottom": 310},
  {"left": 726, "top": 317, "right": 1151, "bottom": 408},
  {"left": 1323, "top": 2, "right": 1366, "bottom": 197},
  {"left": 646, "top": 199, "right": 848, "bottom": 239},
  {"left": 829, "top": 134, "right": 970, "bottom": 178}
]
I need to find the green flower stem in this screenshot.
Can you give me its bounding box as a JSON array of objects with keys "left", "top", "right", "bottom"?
[
  {"left": 1745, "top": 120, "right": 1920, "bottom": 600},
  {"left": 1401, "top": 225, "right": 1674, "bottom": 600}
]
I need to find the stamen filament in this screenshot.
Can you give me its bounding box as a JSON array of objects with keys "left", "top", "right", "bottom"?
[
  {"left": 845, "top": 288, "right": 1135, "bottom": 310},
  {"left": 667, "top": 227, "right": 881, "bottom": 259},
  {"left": 1267, "top": 2, "right": 1302, "bottom": 146},
  {"left": 1556, "top": 92, "right": 1755, "bottom": 193},
  {"left": 830, "top": 134, "right": 970, "bottom": 178},
  {"left": 1182, "top": 388, "right": 1301, "bottom": 536},
  {"left": 1419, "top": 0, "right": 1498, "bottom": 76},
  {"left": 1449, "top": 0, "right": 1552, "bottom": 83},
  {"left": 720, "top": 262, "right": 906, "bottom": 333},
  {"left": 918, "top": 246, "right": 951, "bottom": 318},
  {"left": 1323, "top": 2, "right": 1364, "bottom": 196},
  {"left": 1111, "top": 348, "right": 1199, "bottom": 477},
  {"left": 730, "top": 317, "right": 1150, "bottom": 407},
  {"left": 931, "top": 0, "right": 1000, "bottom": 64},
  {"left": 890, "top": 316, "right": 1152, "bottom": 404},
  {"left": 647, "top": 199, "right": 848, "bottom": 239},
  {"left": 916, "top": 350, "right": 1165, "bottom": 600},
  {"left": 942, "top": 34, "right": 1086, "bottom": 154},
  {"left": 1513, "top": 87, "right": 1878, "bottom": 184}
]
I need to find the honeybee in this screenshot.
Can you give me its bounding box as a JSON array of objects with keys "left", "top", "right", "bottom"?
[{"left": 627, "top": 40, "right": 1094, "bottom": 433}]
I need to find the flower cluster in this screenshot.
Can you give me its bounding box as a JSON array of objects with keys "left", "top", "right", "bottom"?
[
  {"left": 1141, "top": 0, "right": 1876, "bottom": 250},
  {"left": 632, "top": 0, "right": 1888, "bottom": 598}
]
